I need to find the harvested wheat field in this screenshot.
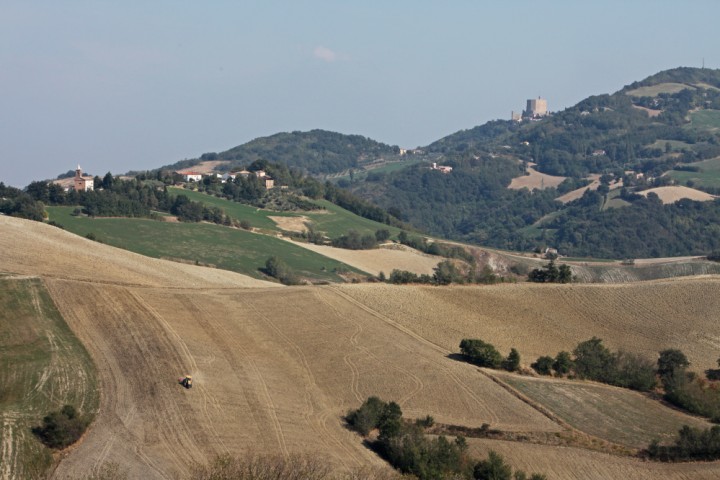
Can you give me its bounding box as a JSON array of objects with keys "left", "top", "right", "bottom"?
[
  {"left": 176, "top": 160, "right": 229, "bottom": 175},
  {"left": 269, "top": 215, "right": 311, "bottom": 233},
  {"left": 290, "top": 241, "right": 440, "bottom": 276},
  {"left": 508, "top": 165, "right": 566, "bottom": 191},
  {"left": 337, "top": 279, "right": 720, "bottom": 372},
  {"left": 46, "top": 282, "right": 560, "bottom": 479},
  {"left": 638, "top": 186, "right": 715, "bottom": 204},
  {"left": 4, "top": 216, "right": 720, "bottom": 478},
  {"left": 465, "top": 438, "right": 720, "bottom": 480},
  {"left": 556, "top": 174, "right": 623, "bottom": 203}
]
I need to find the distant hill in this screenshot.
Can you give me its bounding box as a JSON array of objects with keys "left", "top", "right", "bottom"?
[
  {"left": 164, "top": 129, "right": 400, "bottom": 176},
  {"left": 346, "top": 67, "right": 720, "bottom": 258},
  {"left": 148, "top": 67, "right": 720, "bottom": 259}
]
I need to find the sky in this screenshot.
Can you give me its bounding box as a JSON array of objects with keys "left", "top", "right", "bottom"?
[{"left": 1, "top": 1, "right": 718, "bottom": 187}]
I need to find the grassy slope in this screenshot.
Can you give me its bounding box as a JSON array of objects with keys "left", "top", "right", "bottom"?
[
  {"left": 168, "top": 187, "right": 402, "bottom": 238},
  {"left": 498, "top": 373, "right": 710, "bottom": 448},
  {"left": 47, "top": 206, "right": 366, "bottom": 282},
  {"left": 0, "top": 278, "right": 98, "bottom": 480},
  {"left": 688, "top": 109, "right": 720, "bottom": 131},
  {"left": 667, "top": 156, "right": 720, "bottom": 188}
]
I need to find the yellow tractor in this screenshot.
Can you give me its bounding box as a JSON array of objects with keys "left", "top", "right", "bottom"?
[{"left": 178, "top": 375, "right": 193, "bottom": 389}]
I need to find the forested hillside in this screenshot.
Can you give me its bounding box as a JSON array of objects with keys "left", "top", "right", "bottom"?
[
  {"left": 165, "top": 129, "right": 400, "bottom": 175},
  {"left": 348, "top": 67, "right": 720, "bottom": 258}
]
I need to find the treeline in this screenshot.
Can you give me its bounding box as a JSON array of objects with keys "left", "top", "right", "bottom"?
[
  {"left": 0, "top": 182, "right": 46, "bottom": 221},
  {"left": 531, "top": 337, "right": 656, "bottom": 392},
  {"left": 346, "top": 396, "right": 546, "bottom": 480},
  {"left": 648, "top": 425, "right": 720, "bottom": 462},
  {"left": 527, "top": 261, "right": 572, "bottom": 283},
  {"left": 386, "top": 262, "right": 508, "bottom": 286}
]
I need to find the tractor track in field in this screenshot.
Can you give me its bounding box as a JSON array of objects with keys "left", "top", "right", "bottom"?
[{"left": 326, "top": 286, "right": 501, "bottom": 425}]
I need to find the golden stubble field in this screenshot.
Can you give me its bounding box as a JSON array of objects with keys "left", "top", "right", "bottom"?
[
  {"left": 337, "top": 280, "right": 720, "bottom": 372},
  {"left": 3, "top": 216, "right": 720, "bottom": 478}
]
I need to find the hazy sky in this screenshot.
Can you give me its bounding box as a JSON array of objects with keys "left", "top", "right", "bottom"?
[{"left": 1, "top": 1, "right": 717, "bottom": 187}]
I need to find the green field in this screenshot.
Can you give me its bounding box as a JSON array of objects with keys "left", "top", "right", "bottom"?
[
  {"left": 168, "top": 187, "right": 402, "bottom": 238},
  {"left": 666, "top": 156, "right": 720, "bottom": 188},
  {"left": 47, "top": 206, "right": 367, "bottom": 282},
  {"left": 602, "top": 189, "right": 631, "bottom": 210},
  {"left": 0, "top": 278, "right": 98, "bottom": 479},
  {"left": 649, "top": 139, "right": 693, "bottom": 151},
  {"left": 330, "top": 157, "right": 426, "bottom": 182},
  {"left": 688, "top": 109, "right": 720, "bottom": 132},
  {"left": 626, "top": 82, "right": 693, "bottom": 97},
  {"left": 499, "top": 374, "right": 710, "bottom": 448}
]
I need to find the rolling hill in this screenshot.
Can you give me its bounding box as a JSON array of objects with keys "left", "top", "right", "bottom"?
[
  {"left": 344, "top": 67, "right": 720, "bottom": 258},
  {"left": 3, "top": 215, "right": 720, "bottom": 479},
  {"left": 163, "top": 129, "right": 401, "bottom": 176}
]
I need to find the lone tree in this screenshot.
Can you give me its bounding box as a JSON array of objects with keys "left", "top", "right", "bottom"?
[
  {"left": 502, "top": 348, "right": 521, "bottom": 372},
  {"left": 572, "top": 337, "right": 615, "bottom": 382},
  {"left": 657, "top": 349, "right": 690, "bottom": 387}
]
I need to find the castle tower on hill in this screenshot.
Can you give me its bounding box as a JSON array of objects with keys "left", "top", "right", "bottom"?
[
  {"left": 73, "top": 165, "right": 94, "bottom": 192},
  {"left": 525, "top": 97, "right": 548, "bottom": 118}
]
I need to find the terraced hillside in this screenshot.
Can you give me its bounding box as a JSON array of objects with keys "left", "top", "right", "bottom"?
[{"left": 2, "top": 215, "right": 720, "bottom": 479}]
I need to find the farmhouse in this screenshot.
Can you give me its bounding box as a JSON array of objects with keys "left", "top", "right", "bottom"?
[
  {"left": 181, "top": 172, "right": 203, "bottom": 182},
  {"left": 430, "top": 162, "right": 453, "bottom": 174},
  {"left": 73, "top": 165, "right": 94, "bottom": 192}
]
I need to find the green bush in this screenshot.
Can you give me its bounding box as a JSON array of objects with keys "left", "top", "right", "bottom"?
[
  {"left": 502, "top": 348, "right": 521, "bottom": 372},
  {"left": 263, "top": 256, "right": 301, "bottom": 285},
  {"left": 32, "top": 405, "right": 90, "bottom": 449},
  {"left": 531, "top": 356, "right": 554, "bottom": 375},
  {"left": 459, "top": 339, "right": 503, "bottom": 369},
  {"left": 553, "top": 351, "right": 573, "bottom": 375}
]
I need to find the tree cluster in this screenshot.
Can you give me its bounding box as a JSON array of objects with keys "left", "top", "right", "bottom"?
[
  {"left": 459, "top": 339, "right": 520, "bottom": 372},
  {"left": 345, "top": 396, "right": 546, "bottom": 480},
  {"left": 659, "top": 349, "right": 720, "bottom": 420},
  {"left": 531, "top": 337, "right": 656, "bottom": 391},
  {"left": 262, "top": 256, "right": 301, "bottom": 285},
  {"left": 527, "top": 261, "right": 572, "bottom": 283},
  {"left": 648, "top": 425, "right": 720, "bottom": 461},
  {"left": 32, "top": 405, "right": 90, "bottom": 449}
]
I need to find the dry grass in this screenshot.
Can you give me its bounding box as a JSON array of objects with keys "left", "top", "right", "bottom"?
[
  {"left": 632, "top": 105, "right": 663, "bottom": 117},
  {"left": 465, "top": 438, "right": 720, "bottom": 480},
  {"left": 176, "top": 161, "right": 230, "bottom": 174},
  {"left": 289, "top": 242, "right": 441, "bottom": 276},
  {"left": 508, "top": 166, "right": 566, "bottom": 191},
  {"left": 638, "top": 186, "right": 715, "bottom": 204},
  {"left": 269, "top": 215, "right": 311, "bottom": 233},
  {"left": 556, "top": 175, "right": 623, "bottom": 204}
]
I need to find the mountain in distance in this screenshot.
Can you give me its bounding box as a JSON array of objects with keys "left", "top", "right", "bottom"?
[
  {"left": 157, "top": 67, "right": 720, "bottom": 259},
  {"left": 345, "top": 67, "right": 720, "bottom": 259}
]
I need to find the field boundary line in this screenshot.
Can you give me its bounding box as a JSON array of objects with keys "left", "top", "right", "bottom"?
[{"left": 480, "top": 370, "right": 636, "bottom": 456}]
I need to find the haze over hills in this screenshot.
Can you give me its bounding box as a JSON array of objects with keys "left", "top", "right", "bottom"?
[{"left": 148, "top": 67, "right": 720, "bottom": 260}]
